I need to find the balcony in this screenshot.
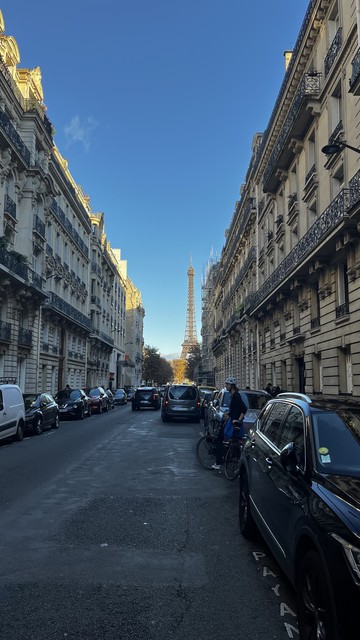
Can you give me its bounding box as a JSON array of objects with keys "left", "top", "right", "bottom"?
[
  {"left": 0, "top": 109, "right": 31, "bottom": 165},
  {"left": 18, "top": 327, "right": 32, "bottom": 348},
  {"left": 324, "top": 28, "right": 342, "bottom": 78},
  {"left": 263, "top": 73, "right": 321, "bottom": 193},
  {"left": 249, "top": 189, "right": 350, "bottom": 314},
  {"left": 4, "top": 194, "right": 16, "bottom": 220},
  {"left": 0, "top": 320, "right": 11, "bottom": 342},
  {"left": 33, "top": 214, "right": 46, "bottom": 239},
  {"left": 349, "top": 49, "right": 360, "bottom": 95},
  {"left": 44, "top": 292, "right": 91, "bottom": 330}
]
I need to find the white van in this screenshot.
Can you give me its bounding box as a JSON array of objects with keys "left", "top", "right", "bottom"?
[{"left": 0, "top": 384, "right": 25, "bottom": 442}]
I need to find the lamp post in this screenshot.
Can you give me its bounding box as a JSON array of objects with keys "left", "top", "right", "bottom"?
[{"left": 321, "top": 141, "right": 360, "bottom": 155}]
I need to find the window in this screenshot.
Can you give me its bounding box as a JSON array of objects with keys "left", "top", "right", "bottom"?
[
  {"left": 313, "top": 353, "right": 323, "bottom": 393},
  {"left": 310, "top": 283, "right": 321, "bottom": 328},
  {"left": 336, "top": 262, "right": 349, "bottom": 316},
  {"left": 338, "top": 347, "right": 352, "bottom": 394},
  {"left": 259, "top": 402, "right": 289, "bottom": 445},
  {"left": 276, "top": 406, "right": 305, "bottom": 466}
]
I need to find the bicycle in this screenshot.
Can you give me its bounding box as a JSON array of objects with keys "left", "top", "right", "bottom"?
[{"left": 196, "top": 425, "right": 245, "bottom": 480}]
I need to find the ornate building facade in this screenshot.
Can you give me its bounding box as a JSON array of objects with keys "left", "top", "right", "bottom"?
[
  {"left": 0, "top": 11, "right": 143, "bottom": 393},
  {"left": 208, "top": 0, "right": 360, "bottom": 397},
  {"left": 125, "top": 278, "right": 145, "bottom": 388}
]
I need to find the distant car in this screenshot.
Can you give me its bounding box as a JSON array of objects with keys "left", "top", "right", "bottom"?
[
  {"left": 161, "top": 384, "right": 201, "bottom": 423},
  {"left": 206, "top": 388, "right": 271, "bottom": 433},
  {"left": 125, "top": 388, "right": 136, "bottom": 401},
  {"left": 113, "top": 389, "right": 127, "bottom": 405},
  {"left": 239, "top": 393, "right": 360, "bottom": 640},
  {"left": 55, "top": 388, "right": 92, "bottom": 420},
  {"left": 132, "top": 387, "right": 161, "bottom": 411},
  {"left": 198, "top": 386, "right": 217, "bottom": 420},
  {"left": 23, "top": 392, "right": 60, "bottom": 434},
  {"left": 105, "top": 389, "right": 115, "bottom": 409},
  {"left": 86, "top": 386, "right": 109, "bottom": 413}
]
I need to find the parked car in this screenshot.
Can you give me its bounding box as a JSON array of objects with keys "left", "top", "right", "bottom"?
[
  {"left": 23, "top": 392, "right": 59, "bottom": 434},
  {"left": 161, "top": 384, "right": 201, "bottom": 423},
  {"left": 0, "top": 384, "right": 25, "bottom": 442},
  {"left": 113, "top": 389, "right": 127, "bottom": 405},
  {"left": 86, "top": 386, "right": 109, "bottom": 413},
  {"left": 55, "top": 388, "right": 92, "bottom": 420},
  {"left": 132, "top": 387, "right": 161, "bottom": 411},
  {"left": 206, "top": 388, "right": 271, "bottom": 433},
  {"left": 125, "top": 387, "right": 136, "bottom": 401},
  {"left": 239, "top": 393, "right": 360, "bottom": 640},
  {"left": 105, "top": 389, "right": 115, "bottom": 409},
  {"left": 198, "top": 386, "right": 217, "bottom": 420}
]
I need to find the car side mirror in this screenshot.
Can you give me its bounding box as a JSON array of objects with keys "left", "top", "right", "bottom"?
[{"left": 280, "top": 442, "right": 298, "bottom": 475}]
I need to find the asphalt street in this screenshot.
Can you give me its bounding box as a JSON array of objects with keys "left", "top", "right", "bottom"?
[{"left": 0, "top": 404, "right": 298, "bottom": 640}]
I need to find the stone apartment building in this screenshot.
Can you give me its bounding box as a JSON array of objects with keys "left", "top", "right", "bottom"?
[
  {"left": 208, "top": 0, "right": 360, "bottom": 397},
  {"left": 124, "top": 278, "right": 145, "bottom": 389},
  {"left": 0, "top": 11, "right": 143, "bottom": 393}
]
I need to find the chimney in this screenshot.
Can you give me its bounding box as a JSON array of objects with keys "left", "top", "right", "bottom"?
[{"left": 284, "top": 50, "right": 293, "bottom": 70}]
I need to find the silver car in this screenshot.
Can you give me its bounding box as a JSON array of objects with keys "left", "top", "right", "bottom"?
[
  {"left": 206, "top": 388, "right": 272, "bottom": 433},
  {"left": 161, "top": 384, "right": 201, "bottom": 423}
]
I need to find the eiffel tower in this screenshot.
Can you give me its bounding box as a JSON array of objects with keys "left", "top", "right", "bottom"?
[{"left": 181, "top": 259, "right": 199, "bottom": 359}]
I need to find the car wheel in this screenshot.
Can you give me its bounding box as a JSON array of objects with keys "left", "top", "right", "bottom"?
[
  {"left": 99, "top": 404, "right": 102, "bottom": 414},
  {"left": 79, "top": 406, "right": 85, "bottom": 420},
  {"left": 87, "top": 406, "right": 92, "bottom": 417},
  {"left": 14, "top": 421, "right": 24, "bottom": 442},
  {"left": 52, "top": 414, "right": 60, "bottom": 429},
  {"left": 104, "top": 403, "right": 108, "bottom": 412},
  {"left": 34, "top": 416, "right": 43, "bottom": 435},
  {"left": 296, "top": 550, "right": 336, "bottom": 640},
  {"left": 239, "top": 472, "right": 256, "bottom": 538}
]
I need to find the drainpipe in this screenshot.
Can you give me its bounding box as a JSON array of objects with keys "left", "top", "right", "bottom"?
[{"left": 357, "top": 0, "right": 360, "bottom": 45}]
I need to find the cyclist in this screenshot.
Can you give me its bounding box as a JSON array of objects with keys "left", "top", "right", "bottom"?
[{"left": 212, "top": 376, "right": 247, "bottom": 470}]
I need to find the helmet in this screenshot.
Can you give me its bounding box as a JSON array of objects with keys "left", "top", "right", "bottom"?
[{"left": 225, "top": 376, "right": 237, "bottom": 386}]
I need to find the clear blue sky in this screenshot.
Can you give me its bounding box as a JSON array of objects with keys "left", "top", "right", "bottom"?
[{"left": 1, "top": 0, "right": 309, "bottom": 359}]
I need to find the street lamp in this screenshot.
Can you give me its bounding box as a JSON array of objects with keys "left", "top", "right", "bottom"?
[{"left": 321, "top": 140, "right": 360, "bottom": 155}]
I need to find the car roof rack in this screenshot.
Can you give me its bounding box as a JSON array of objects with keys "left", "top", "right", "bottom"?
[{"left": 276, "top": 392, "right": 313, "bottom": 403}]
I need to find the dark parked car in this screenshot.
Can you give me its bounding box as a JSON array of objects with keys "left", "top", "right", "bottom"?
[
  {"left": 113, "top": 389, "right": 127, "bottom": 405},
  {"left": 23, "top": 392, "right": 59, "bottom": 435},
  {"left": 198, "top": 386, "right": 217, "bottom": 420},
  {"left": 239, "top": 393, "right": 360, "bottom": 640},
  {"left": 86, "top": 386, "right": 109, "bottom": 413},
  {"left": 125, "top": 387, "right": 136, "bottom": 401},
  {"left": 105, "top": 389, "right": 115, "bottom": 409},
  {"left": 55, "top": 388, "right": 92, "bottom": 420},
  {"left": 161, "top": 384, "right": 201, "bottom": 423},
  {"left": 132, "top": 387, "right": 161, "bottom": 411},
  {"left": 206, "top": 388, "right": 271, "bottom": 433}
]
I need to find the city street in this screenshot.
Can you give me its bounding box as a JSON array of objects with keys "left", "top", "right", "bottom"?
[{"left": 0, "top": 404, "right": 298, "bottom": 640}]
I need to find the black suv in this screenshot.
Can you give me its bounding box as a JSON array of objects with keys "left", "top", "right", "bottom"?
[
  {"left": 239, "top": 393, "right": 360, "bottom": 640},
  {"left": 132, "top": 387, "right": 161, "bottom": 411}
]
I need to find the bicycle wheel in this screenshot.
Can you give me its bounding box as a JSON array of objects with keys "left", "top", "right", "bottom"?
[
  {"left": 224, "top": 442, "right": 241, "bottom": 480},
  {"left": 196, "top": 435, "right": 216, "bottom": 470}
]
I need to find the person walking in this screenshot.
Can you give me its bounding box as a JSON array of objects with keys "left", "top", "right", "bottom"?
[{"left": 212, "top": 376, "right": 247, "bottom": 470}]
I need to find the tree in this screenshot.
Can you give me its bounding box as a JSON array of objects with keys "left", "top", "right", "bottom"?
[
  {"left": 171, "top": 359, "right": 187, "bottom": 383},
  {"left": 185, "top": 343, "right": 202, "bottom": 382},
  {"left": 142, "top": 345, "right": 173, "bottom": 385}
]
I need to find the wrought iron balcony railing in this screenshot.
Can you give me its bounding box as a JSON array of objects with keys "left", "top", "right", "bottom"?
[
  {"left": 324, "top": 28, "right": 342, "bottom": 77},
  {"left": 248, "top": 189, "right": 349, "bottom": 314},
  {"left": 4, "top": 194, "right": 16, "bottom": 219},
  {"left": 0, "top": 320, "right": 11, "bottom": 342},
  {"left": 44, "top": 292, "right": 91, "bottom": 330},
  {"left": 0, "top": 110, "right": 30, "bottom": 165}
]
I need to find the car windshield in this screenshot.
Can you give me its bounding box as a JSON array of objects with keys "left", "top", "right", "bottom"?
[
  {"left": 89, "top": 389, "right": 100, "bottom": 397},
  {"left": 57, "top": 389, "right": 81, "bottom": 401},
  {"left": 23, "top": 394, "right": 40, "bottom": 409},
  {"left": 169, "top": 386, "right": 197, "bottom": 400},
  {"left": 115, "top": 390, "right": 124, "bottom": 396},
  {"left": 312, "top": 408, "right": 360, "bottom": 477}
]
